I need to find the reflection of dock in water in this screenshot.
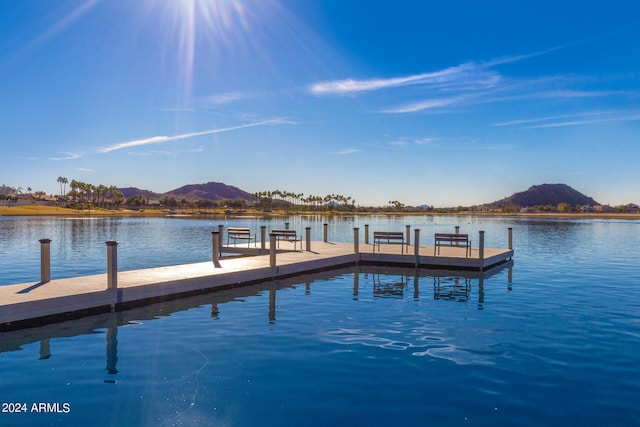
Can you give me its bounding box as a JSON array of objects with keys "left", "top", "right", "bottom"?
[{"left": 0, "top": 262, "right": 513, "bottom": 384}]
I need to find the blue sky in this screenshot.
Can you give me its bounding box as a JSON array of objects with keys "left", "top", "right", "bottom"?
[{"left": 1, "top": 0, "right": 639, "bottom": 207}]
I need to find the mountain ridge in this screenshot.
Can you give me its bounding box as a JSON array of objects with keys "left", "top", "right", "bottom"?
[{"left": 487, "top": 183, "right": 599, "bottom": 208}]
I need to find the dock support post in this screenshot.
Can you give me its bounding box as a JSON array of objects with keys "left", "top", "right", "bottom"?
[
  {"left": 406, "top": 225, "right": 411, "bottom": 247},
  {"left": 218, "top": 225, "right": 224, "bottom": 245},
  {"left": 106, "top": 241, "right": 118, "bottom": 290},
  {"left": 364, "top": 224, "right": 369, "bottom": 245},
  {"left": 414, "top": 229, "right": 420, "bottom": 267},
  {"left": 455, "top": 226, "right": 460, "bottom": 246},
  {"left": 212, "top": 231, "right": 220, "bottom": 267},
  {"left": 353, "top": 228, "right": 359, "bottom": 254},
  {"left": 261, "top": 226, "right": 266, "bottom": 250},
  {"left": 508, "top": 227, "right": 513, "bottom": 250},
  {"left": 305, "top": 227, "right": 311, "bottom": 252},
  {"left": 285, "top": 222, "right": 289, "bottom": 230},
  {"left": 39, "top": 238, "right": 52, "bottom": 284},
  {"left": 478, "top": 231, "right": 485, "bottom": 270},
  {"left": 269, "top": 233, "right": 276, "bottom": 267},
  {"left": 323, "top": 223, "right": 328, "bottom": 242}
]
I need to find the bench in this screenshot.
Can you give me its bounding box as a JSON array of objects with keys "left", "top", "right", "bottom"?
[
  {"left": 434, "top": 233, "right": 471, "bottom": 257},
  {"left": 226, "top": 227, "right": 256, "bottom": 247},
  {"left": 271, "top": 229, "right": 302, "bottom": 251},
  {"left": 373, "top": 231, "right": 405, "bottom": 253}
]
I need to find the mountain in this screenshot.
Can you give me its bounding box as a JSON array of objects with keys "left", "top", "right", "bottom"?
[
  {"left": 119, "top": 182, "right": 255, "bottom": 202},
  {"left": 162, "top": 182, "right": 255, "bottom": 201},
  {"left": 489, "top": 184, "right": 599, "bottom": 207}
]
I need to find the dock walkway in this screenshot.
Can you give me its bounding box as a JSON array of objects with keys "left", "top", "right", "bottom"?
[{"left": 0, "top": 241, "right": 512, "bottom": 331}]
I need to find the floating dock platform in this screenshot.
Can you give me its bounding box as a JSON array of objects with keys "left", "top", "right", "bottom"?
[{"left": 0, "top": 241, "right": 513, "bottom": 331}]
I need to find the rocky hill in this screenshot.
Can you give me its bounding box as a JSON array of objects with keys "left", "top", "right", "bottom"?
[
  {"left": 119, "top": 182, "right": 255, "bottom": 202},
  {"left": 488, "top": 184, "right": 599, "bottom": 208},
  {"left": 165, "top": 182, "right": 255, "bottom": 201}
]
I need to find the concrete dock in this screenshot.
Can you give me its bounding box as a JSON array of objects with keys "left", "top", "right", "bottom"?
[{"left": 0, "top": 240, "right": 513, "bottom": 331}]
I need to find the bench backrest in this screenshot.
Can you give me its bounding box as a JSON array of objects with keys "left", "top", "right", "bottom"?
[
  {"left": 435, "top": 233, "right": 469, "bottom": 241},
  {"left": 228, "top": 227, "right": 251, "bottom": 235},
  {"left": 373, "top": 231, "right": 404, "bottom": 240},
  {"left": 271, "top": 229, "right": 297, "bottom": 237}
]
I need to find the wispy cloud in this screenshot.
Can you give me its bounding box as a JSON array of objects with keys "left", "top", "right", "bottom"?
[
  {"left": 74, "top": 168, "right": 94, "bottom": 172},
  {"left": 381, "top": 98, "right": 460, "bottom": 114},
  {"left": 99, "top": 119, "right": 291, "bottom": 153},
  {"left": 528, "top": 113, "right": 640, "bottom": 128},
  {"left": 309, "top": 63, "right": 500, "bottom": 96},
  {"left": 50, "top": 152, "right": 81, "bottom": 161},
  {"left": 492, "top": 110, "right": 640, "bottom": 129},
  {"left": 383, "top": 134, "right": 442, "bottom": 146},
  {"left": 205, "top": 91, "right": 254, "bottom": 106},
  {"left": 308, "top": 44, "right": 631, "bottom": 115},
  {"left": 332, "top": 148, "right": 361, "bottom": 155}
]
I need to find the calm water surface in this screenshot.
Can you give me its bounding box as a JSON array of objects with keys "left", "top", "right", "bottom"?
[{"left": 0, "top": 215, "right": 639, "bottom": 426}]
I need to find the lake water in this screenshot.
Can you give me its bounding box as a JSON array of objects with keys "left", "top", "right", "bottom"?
[{"left": 1, "top": 215, "right": 639, "bottom": 426}]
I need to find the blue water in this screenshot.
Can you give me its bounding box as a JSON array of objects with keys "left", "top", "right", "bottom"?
[{"left": 1, "top": 215, "right": 640, "bottom": 426}]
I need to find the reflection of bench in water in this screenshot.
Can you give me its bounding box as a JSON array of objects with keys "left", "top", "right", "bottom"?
[
  {"left": 373, "top": 274, "right": 406, "bottom": 298},
  {"left": 433, "top": 277, "right": 470, "bottom": 302}
]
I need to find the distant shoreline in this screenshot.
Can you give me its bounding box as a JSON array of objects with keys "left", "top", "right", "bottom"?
[{"left": 1, "top": 205, "right": 639, "bottom": 220}]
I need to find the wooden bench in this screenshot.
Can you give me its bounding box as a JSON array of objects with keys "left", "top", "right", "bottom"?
[
  {"left": 271, "top": 229, "right": 302, "bottom": 251},
  {"left": 434, "top": 233, "right": 471, "bottom": 257},
  {"left": 226, "top": 227, "right": 256, "bottom": 247},
  {"left": 373, "top": 231, "right": 405, "bottom": 253}
]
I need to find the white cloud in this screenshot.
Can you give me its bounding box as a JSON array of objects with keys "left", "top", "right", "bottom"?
[
  {"left": 205, "top": 91, "right": 253, "bottom": 106},
  {"left": 49, "top": 152, "right": 81, "bottom": 161},
  {"left": 309, "top": 62, "right": 498, "bottom": 96},
  {"left": 99, "top": 119, "right": 291, "bottom": 153},
  {"left": 381, "top": 98, "right": 459, "bottom": 114},
  {"left": 332, "top": 148, "right": 361, "bottom": 155}
]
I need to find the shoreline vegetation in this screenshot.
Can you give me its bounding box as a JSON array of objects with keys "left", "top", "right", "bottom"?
[{"left": 1, "top": 204, "right": 639, "bottom": 220}]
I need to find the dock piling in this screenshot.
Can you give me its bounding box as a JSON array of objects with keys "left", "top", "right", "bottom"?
[
  {"left": 106, "top": 241, "right": 118, "bottom": 289},
  {"left": 364, "top": 224, "right": 369, "bottom": 245},
  {"left": 508, "top": 227, "right": 513, "bottom": 250},
  {"left": 269, "top": 233, "right": 276, "bottom": 267},
  {"left": 323, "top": 223, "right": 328, "bottom": 243},
  {"left": 39, "top": 238, "right": 52, "bottom": 284},
  {"left": 414, "top": 229, "right": 420, "bottom": 267},
  {"left": 353, "top": 228, "right": 359, "bottom": 253},
  {"left": 455, "top": 226, "right": 460, "bottom": 247},
  {"left": 305, "top": 227, "right": 311, "bottom": 252},
  {"left": 212, "top": 231, "right": 220, "bottom": 267},
  {"left": 478, "top": 231, "right": 485, "bottom": 268},
  {"left": 261, "top": 226, "right": 266, "bottom": 250},
  {"left": 406, "top": 225, "right": 411, "bottom": 247},
  {"left": 218, "top": 225, "right": 224, "bottom": 246}
]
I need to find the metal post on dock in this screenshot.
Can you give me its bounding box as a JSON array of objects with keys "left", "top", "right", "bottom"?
[
  {"left": 478, "top": 231, "right": 485, "bottom": 267},
  {"left": 455, "top": 226, "right": 460, "bottom": 247},
  {"left": 414, "top": 229, "right": 420, "bottom": 267},
  {"left": 106, "top": 241, "right": 118, "bottom": 290},
  {"left": 406, "top": 225, "right": 411, "bottom": 247},
  {"left": 508, "top": 227, "right": 513, "bottom": 250},
  {"left": 364, "top": 224, "right": 369, "bottom": 245},
  {"left": 353, "top": 228, "right": 359, "bottom": 254},
  {"left": 285, "top": 222, "right": 289, "bottom": 230},
  {"left": 39, "top": 238, "right": 52, "bottom": 284},
  {"left": 323, "top": 223, "right": 328, "bottom": 242},
  {"left": 212, "top": 231, "right": 220, "bottom": 266},
  {"left": 269, "top": 233, "right": 276, "bottom": 267},
  {"left": 261, "top": 226, "right": 266, "bottom": 250},
  {"left": 305, "top": 227, "right": 311, "bottom": 252}
]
